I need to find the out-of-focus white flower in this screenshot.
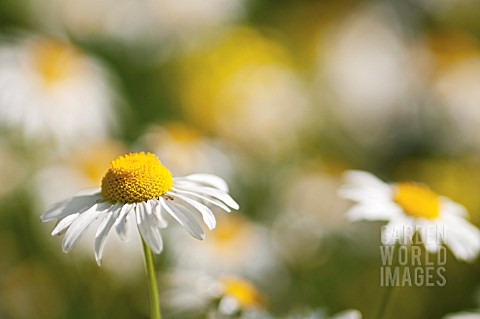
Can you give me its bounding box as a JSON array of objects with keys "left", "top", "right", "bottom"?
[
  {"left": 289, "top": 308, "right": 362, "bottom": 319},
  {"left": 319, "top": 4, "right": 414, "bottom": 146},
  {"left": 168, "top": 213, "right": 278, "bottom": 281},
  {"left": 41, "top": 152, "right": 239, "bottom": 265},
  {"left": 163, "top": 272, "right": 266, "bottom": 318},
  {"left": 0, "top": 36, "right": 117, "bottom": 149},
  {"left": 180, "top": 27, "right": 312, "bottom": 155},
  {"left": 339, "top": 170, "right": 480, "bottom": 262},
  {"left": 443, "top": 311, "right": 480, "bottom": 319},
  {"left": 140, "top": 123, "right": 234, "bottom": 178},
  {"left": 32, "top": 0, "right": 245, "bottom": 47}
]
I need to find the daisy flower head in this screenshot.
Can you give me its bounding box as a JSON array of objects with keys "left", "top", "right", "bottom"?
[
  {"left": 0, "top": 35, "right": 117, "bottom": 149},
  {"left": 164, "top": 272, "right": 266, "bottom": 318},
  {"left": 339, "top": 170, "right": 480, "bottom": 262},
  {"left": 41, "top": 152, "right": 239, "bottom": 265}
]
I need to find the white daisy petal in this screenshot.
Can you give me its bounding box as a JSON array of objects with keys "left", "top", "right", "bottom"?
[
  {"left": 331, "top": 309, "right": 363, "bottom": 319},
  {"left": 96, "top": 203, "right": 121, "bottom": 236},
  {"left": 62, "top": 202, "right": 111, "bottom": 253},
  {"left": 338, "top": 186, "right": 392, "bottom": 203},
  {"left": 347, "top": 203, "right": 402, "bottom": 222},
  {"left": 115, "top": 203, "right": 134, "bottom": 241},
  {"left": 51, "top": 213, "right": 80, "bottom": 236},
  {"left": 150, "top": 200, "right": 168, "bottom": 228},
  {"left": 343, "top": 170, "right": 391, "bottom": 192},
  {"left": 171, "top": 192, "right": 216, "bottom": 230},
  {"left": 160, "top": 197, "right": 205, "bottom": 240},
  {"left": 444, "top": 216, "right": 480, "bottom": 262},
  {"left": 172, "top": 187, "right": 232, "bottom": 212},
  {"left": 177, "top": 174, "right": 229, "bottom": 192},
  {"left": 176, "top": 185, "right": 239, "bottom": 210},
  {"left": 440, "top": 197, "right": 468, "bottom": 217},
  {"left": 94, "top": 203, "right": 122, "bottom": 265},
  {"left": 41, "top": 192, "right": 101, "bottom": 222},
  {"left": 137, "top": 203, "right": 163, "bottom": 254}
]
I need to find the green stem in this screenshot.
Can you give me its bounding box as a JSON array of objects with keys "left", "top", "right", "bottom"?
[
  {"left": 374, "top": 283, "right": 394, "bottom": 319},
  {"left": 142, "top": 238, "right": 161, "bottom": 319},
  {"left": 375, "top": 242, "right": 399, "bottom": 319}
]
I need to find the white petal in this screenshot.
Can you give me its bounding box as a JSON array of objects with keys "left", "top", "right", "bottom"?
[
  {"left": 415, "top": 220, "right": 442, "bottom": 253},
  {"left": 170, "top": 192, "right": 216, "bottom": 230},
  {"left": 382, "top": 217, "right": 415, "bottom": 245},
  {"left": 346, "top": 203, "right": 401, "bottom": 222},
  {"left": 160, "top": 197, "right": 205, "bottom": 240},
  {"left": 343, "top": 170, "right": 391, "bottom": 191},
  {"left": 94, "top": 204, "right": 122, "bottom": 265},
  {"left": 41, "top": 192, "right": 101, "bottom": 222},
  {"left": 172, "top": 187, "right": 231, "bottom": 212},
  {"left": 176, "top": 174, "right": 229, "bottom": 192},
  {"left": 137, "top": 203, "right": 163, "bottom": 254},
  {"left": 62, "top": 202, "right": 110, "bottom": 253},
  {"left": 331, "top": 309, "right": 362, "bottom": 319},
  {"left": 114, "top": 203, "right": 134, "bottom": 241},
  {"left": 176, "top": 185, "right": 239, "bottom": 210},
  {"left": 338, "top": 186, "right": 393, "bottom": 203},
  {"left": 150, "top": 200, "right": 168, "bottom": 228},
  {"left": 51, "top": 213, "right": 80, "bottom": 236},
  {"left": 440, "top": 197, "right": 468, "bottom": 217},
  {"left": 443, "top": 215, "right": 480, "bottom": 262}
]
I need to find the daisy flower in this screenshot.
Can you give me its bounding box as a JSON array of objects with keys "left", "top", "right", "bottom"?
[
  {"left": 289, "top": 308, "right": 362, "bottom": 319},
  {"left": 41, "top": 152, "right": 239, "bottom": 265},
  {"left": 339, "top": 170, "right": 480, "bottom": 262},
  {"left": 163, "top": 272, "right": 266, "bottom": 317},
  {"left": 0, "top": 36, "right": 117, "bottom": 149},
  {"left": 443, "top": 311, "right": 480, "bottom": 319}
]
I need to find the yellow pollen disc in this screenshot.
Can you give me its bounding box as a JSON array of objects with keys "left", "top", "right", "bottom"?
[
  {"left": 221, "top": 277, "right": 263, "bottom": 309},
  {"left": 101, "top": 152, "right": 172, "bottom": 204},
  {"left": 31, "top": 40, "right": 80, "bottom": 88},
  {"left": 393, "top": 182, "right": 440, "bottom": 219}
]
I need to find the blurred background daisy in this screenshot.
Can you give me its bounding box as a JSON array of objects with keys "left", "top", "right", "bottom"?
[{"left": 0, "top": 35, "right": 119, "bottom": 152}]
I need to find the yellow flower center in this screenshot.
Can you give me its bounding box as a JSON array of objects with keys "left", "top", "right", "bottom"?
[
  {"left": 101, "top": 152, "right": 172, "bottom": 204},
  {"left": 31, "top": 40, "right": 81, "bottom": 88},
  {"left": 221, "top": 277, "right": 263, "bottom": 309},
  {"left": 393, "top": 182, "right": 440, "bottom": 219}
]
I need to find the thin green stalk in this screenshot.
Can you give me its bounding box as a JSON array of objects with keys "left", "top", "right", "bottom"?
[
  {"left": 375, "top": 243, "right": 399, "bottom": 319},
  {"left": 142, "top": 238, "right": 161, "bottom": 319},
  {"left": 374, "top": 283, "right": 394, "bottom": 319}
]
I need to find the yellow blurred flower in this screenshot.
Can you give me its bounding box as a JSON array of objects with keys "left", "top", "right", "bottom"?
[{"left": 179, "top": 27, "right": 311, "bottom": 154}]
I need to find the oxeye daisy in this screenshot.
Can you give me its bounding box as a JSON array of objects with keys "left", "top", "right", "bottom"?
[
  {"left": 339, "top": 170, "right": 480, "bottom": 262},
  {"left": 41, "top": 152, "right": 239, "bottom": 265},
  {"left": 164, "top": 272, "right": 266, "bottom": 318},
  {"left": 0, "top": 36, "right": 117, "bottom": 149}
]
